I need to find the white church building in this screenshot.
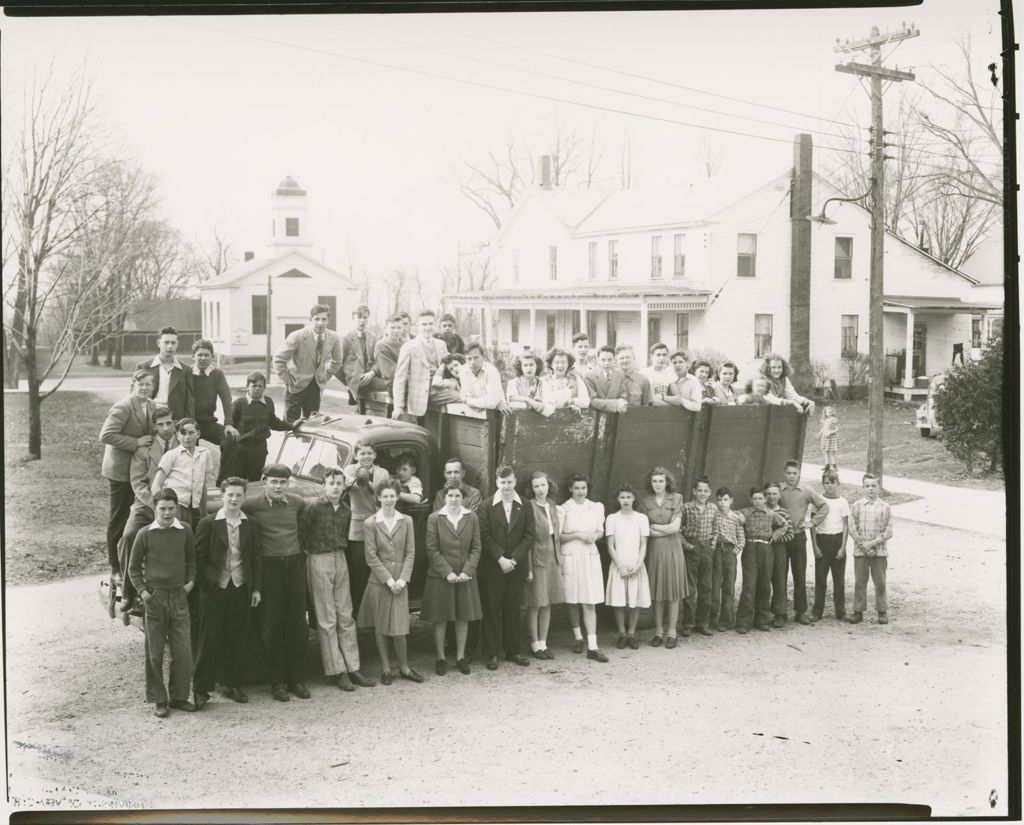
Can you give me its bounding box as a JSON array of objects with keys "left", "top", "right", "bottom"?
[{"left": 199, "top": 176, "right": 359, "bottom": 361}]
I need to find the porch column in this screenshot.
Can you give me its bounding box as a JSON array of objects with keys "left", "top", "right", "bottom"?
[
  {"left": 902, "top": 309, "right": 915, "bottom": 388},
  {"left": 480, "top": 305, "right": 489, "bottom": 348},
  {"left": 529, "top": 307, "right": 537, "bottom": 352},
  {"left": 639, "top": 300, "right": 649, "bottom": 361},
  {"left": 579, "top": 308, "right": 588, "bottom": 338}
]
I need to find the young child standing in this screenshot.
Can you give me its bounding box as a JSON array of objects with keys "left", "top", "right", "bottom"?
[
  {"left": 810, "top": 470, "right": 850, "bottom": 621},
  {"left": 604, "top": 485, "right": 652, "bottom": 649},
  {"left": 710, "top": 487, "right": 745, "bottom": 631},
  {"left": 819, "top": 405, "right": 840, "bottom": 469},
  {"left": 848, "top": 473, "right": 893, "bottom": 625},
  {"left": 128, "top": 488, "right": 197, "bottom": 717}
]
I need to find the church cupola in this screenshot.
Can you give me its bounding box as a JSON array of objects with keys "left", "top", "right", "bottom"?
[{"left": 268, "top": 175, "right": 313, "bottom": 254}]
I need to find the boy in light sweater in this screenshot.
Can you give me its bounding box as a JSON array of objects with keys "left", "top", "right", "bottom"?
[{"left": 128, "top": 488, "right": 197, "bottom": 717}]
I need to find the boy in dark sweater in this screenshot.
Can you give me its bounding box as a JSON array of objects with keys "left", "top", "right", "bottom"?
[
  {"left": 222, "top": 371, "right": 295, "bottom": 482},
  {"left": 191, "top": 339, "right": 238, "bottom": 483},
  {"left": 128, "top": 488, "right": 197, "bottom": 717}
]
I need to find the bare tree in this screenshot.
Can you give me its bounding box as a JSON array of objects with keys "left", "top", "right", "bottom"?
[
  {"left": 194, "top": 220, "right": 237, "bottom": 281},
  {"left": 382, "top": 267, "right": 410, "bottom": 315},
  {"left": 619, "top": 121, "right": 634, "bottom": 190},
  {"left": 701, "top": 131, "right": 723, "bottom": 178}
]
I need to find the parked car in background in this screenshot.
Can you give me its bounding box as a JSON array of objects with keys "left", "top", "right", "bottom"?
[{"left": 916, "top": 373, "right": 946, "bottom": 438}]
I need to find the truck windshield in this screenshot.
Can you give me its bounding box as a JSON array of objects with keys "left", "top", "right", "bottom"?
[
  {"left": 277, "top": 433, "right": 313, "bottom": 476},
  {"left": 300, "top": 438, "right": 351, "bottom": 483}
]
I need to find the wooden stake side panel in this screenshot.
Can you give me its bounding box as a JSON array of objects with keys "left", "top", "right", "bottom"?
[{"left": 499, "top": 408, "right": 601, "bottom": 499}]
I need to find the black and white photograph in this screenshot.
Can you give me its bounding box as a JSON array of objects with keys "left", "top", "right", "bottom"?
[{"left": 1, "top": 1, "right": 1015, "bottom": 819}]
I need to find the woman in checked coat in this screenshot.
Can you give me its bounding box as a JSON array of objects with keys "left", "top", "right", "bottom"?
[{"left": 357, "top": 479, "right": 422, "bottom": 684}]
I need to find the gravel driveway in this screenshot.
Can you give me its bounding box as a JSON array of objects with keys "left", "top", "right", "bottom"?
[{"left": 4, "top": 513, "right": 1008, "bottom": 816}]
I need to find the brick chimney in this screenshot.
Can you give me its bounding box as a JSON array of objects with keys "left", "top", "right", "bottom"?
[
  {"left": 789, "top": 133, "right": 814, "bottom": 394},
  {"left": 244, "top": 251, "right": 255, "bottom": 262},
  {"left": 540, "top": 155, "right": 552, "bottom": 189}
]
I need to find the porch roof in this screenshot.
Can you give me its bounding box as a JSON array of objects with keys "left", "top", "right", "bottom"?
[
  {"left": 449, "top": 283, "right": 712, "bottom": 312},
  {"left": 883, "top": 294, "right": 1003, "bottom": 313}
]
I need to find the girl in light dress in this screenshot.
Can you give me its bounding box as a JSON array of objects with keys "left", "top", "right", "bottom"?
[
  {"left": 708, "top": 361, "right": 740, "bottom": 405},
  {"left": 524, "top": 471, "right": 565, "bottom": 659},
  {"left": 559, "top": 473, "right": 608, "bottom": 662},
  {"left": 506, "top": 353, "right": 548, "bottom": 414},
  {"left": 357, "top": 479, "right": 423, "bottom": 685},
  {"left": 604, "top": 484, "right": 652, "bottom": 650},
  {"left": 638, "top": 467, "right": 692, "bottom": 649},
  {"left": 540, "top": 348, "right": 590, "bottom": 413},
  {"left": 819, "top": 405, "right": 840, "bottom": 469}
]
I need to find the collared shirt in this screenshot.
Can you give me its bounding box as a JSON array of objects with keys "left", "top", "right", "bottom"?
[
  {"left": 716, "top": 509, "right": 745, "bottom": 548},
  {"left": 459, "top": 361, "right": 507, "bottom": 410},
  {"left": 149, "top": 356, "right": 183, "bottom": 406},
  {"left": 532, "top": 499, "right": 556, "bottom": 536},
  {"left": 300, "top": 495, "right": 351, "bottom": 554},
  {"left": 152, "top": 517, "right": 185, "bottom": 530},
  {"left": 343, "top": 464, "right": 390, "bottom": 541},
  {"left": 442, "top": 506, "right": 473, "bottom": 529},
  {"left": 374, "top": 508, "right": 403, "bottom": 534},
  {"left": 667, "top": 375, "right": 704, "bottom": 411},
  {"left": 155, "top": 445, "right": 211, "bottom": 507},
  {"left": 738, "top": 507, "right": 786, "bottom": 542},
  {"left": 432, "top": 484, "right": 483, "bottom": 512},
  {"left": 247, "top": 393, "right": 266, "bottom": 405},
  {"left": 766, "top": 505, "right": 795, "bottom": 543},
  {"left": 214, "top": 509, "right": 247, "bottom": 587},
  {"left": 779, "top": 483, "right": 829, "bottom": 529},
  {"left": 681, "top": 500, "right": 719, "bottom": 545},
  {"left": 620, "top": 369, "right": 653, "bottom": 407},
  {"left": 849, "top": 496, "right": 893, "bottom": 557},
  {"left": 192, "top": 365, "right": 209, "bottom": 377},
  {"left": 492, "top": 490, "right": 522, "bottom": 522},
  {"left": 399, "top": 474, "right": 423, "bottom": 499}
]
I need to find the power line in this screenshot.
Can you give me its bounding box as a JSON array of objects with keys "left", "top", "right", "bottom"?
[
  {"left": 417, "top": 19, "right": 864, "bottom": 131},
  {"left": 172, "top": 19, "right": 873, "bottom": 159}
]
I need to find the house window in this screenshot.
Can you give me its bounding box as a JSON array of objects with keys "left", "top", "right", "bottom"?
[
  {"left": 834, "top": 237, "right": 853, "bottom": 279},
  {"left": 510, "top": 311, "right": 520, "bottom": 344},
  {"left": 588, "top": 242, "right": 598, "bottom": 280},
  {"left": 546, "top": 313, "right": 556, "bottom": 349},
  {"left": 317, "top": 295, "right": 337, "bottom": 323},
  {"left": 252, "top": 295, "right": 268, "bottom": 335},
  {"left": 549, "top": 246, "right": 558, "bottom": 280},
  {"left": 512, "top": 250, "right": 519, "bottom": 282},
  {"left": 676, "top": 314, "right": 689, "bottom": 352},
  {"left": 989, "top": 316, "right": 1004, "bottom": 341},
  {"left": 841, "top": 314, "right": 859, "bottom": 357},
  {"left": 648, "top": 317, "right": 661, "bottom": 349},
  {"left": 673, "top": 234, "right": 686, "bottom": 278},
  {"left": 737, "top": 233, "right": 757, "bottom": 277},
  {"left": 754, "top": 313, "right": 773, "bottom": 357},
  {"left": 285, "top": 217, "right": 299, "bottom": 237},
  {"left": 607, "top": 312, "right": 617, "bottom": 348},
  {"left": 651, "top": 236, "right": 663, "bottom": 279},
  {"left": 971, "top": 317, "right": 982, "bottom": 348},
  {"left": 608, "top": 240, "right": 619, "bottom": 279}
]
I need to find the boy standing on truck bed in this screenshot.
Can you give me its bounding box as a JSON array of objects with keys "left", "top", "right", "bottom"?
[
  {"left": 372, "top": 314, "right": 406, "bottom": 397},
  {"left": 222, "top": 372, "right": 295, "bottom": 483},
  {"left": 340, "top": 305, "right": 379, "bottom": 413},
  {"left": 392, "top": 309, "right": 449, "bottom": 421},
  {"left": 190, "top": 338, "right": 239, "bottom": 462},
  {"left": 459, "top": 343, "right": 512, "bottom": 414},
  {"left": 477, "top": 465, "right": 535, "bottom": 670},
  {"left": 847, "top": 473, "right": 893, "bottom": 625},
  {"left": 777, "top": 460, "right": 829, "bottom": 626},
  {"left": 583, "top": 346, "right": 629, "bottom": 413},
  {"left": 615, "top": 344, "right": 654, "bottom": 407},
  {"left": 273, "top": 303, "right": 344, "bottom": 423}
]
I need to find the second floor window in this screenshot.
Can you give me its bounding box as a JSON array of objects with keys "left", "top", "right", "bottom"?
[
  {"left": 588, "top": 242, "right": 598, "bottom": 280},
  {"left": 608, "top": 240, "right": 619, "bottom": 279},
  {"left": 285, "top": 217, "right": 299, "bottom": 237},
  {"left": 549, "top": 246, "right": 558, "bottom": 280},
  {"left": 835, "top": 237, "right": 853, "bottom": 279},
  {"left": 651, "top": 236, "right": 663, "bottom": 279},
  {"left": 673, "top": 233, "right": 685, "bottom": 278},
  {"left": 754, "top": 313, "right": 773, "bottom": 357},
  {"left": 737, "top": 233, "right": 757, "bottom": 277}
]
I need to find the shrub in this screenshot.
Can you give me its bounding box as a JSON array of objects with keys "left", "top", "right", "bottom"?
[
  {"left": 811, "top": 359, "right": 835, "bottom": 398},
  {"left": 686, "top": 348, "right": 732, "bottom": 374},
  {"left": 841, "top": 352, "right": 871, "bottom": 401},
  {"left": 934, "top": 333, "right": 1003, "bottom": 475}
]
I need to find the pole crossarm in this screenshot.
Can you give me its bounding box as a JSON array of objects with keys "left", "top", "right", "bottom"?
[
  {"left": 834, "top": 26, "right": 919, "bottom": 53},
  {"left": 835, "top": 62, "right": 916, "bottom": 82}
]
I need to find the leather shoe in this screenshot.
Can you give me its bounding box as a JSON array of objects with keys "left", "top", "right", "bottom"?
[
  {"left": 486, "top": 656, "right": 499, "bottom": 671},
  {"left": 400, "top": 668, "right": 425, "bottom": 683},
  {"left": 543, "top": 648, "right": 554, "bottom": 660},
  {"left": 153, "top": 702, "right": 169, "bottom": 718},
  {"left": 736, "top": 627, "right": 749, "bottom": 635},
  {"left": 435, "top": 659, "right": 448, "bottom": 676},
  {"left": 616, "top": 634, "right": 627, "bottom": 649},
  {"left": 771, "top": 617, "right": 786, "bottom": 628},
  {"left": 194, "top": 691, "right": 210, "bottom": 710},
  {"left": 289, "top": 682, "right": 311, "bottom": 699},
  {"left": 381, "top": 671, "right": 394, "bottom": 685},
  {"left": 848, "top": 613, "right": 863, "bottom": 624},
  {"left": 795, "top": 613, "right": 811, "bottom": 625},
  {"left": 586, "top": 648, "right": 609, "bottom": 663},
  {"left": 347, "top": 670, "right": 376, "bottom": 688},
  {"left": 877, "top": 613, "right": 889, "bottom": 625},
  {"left": 626, "top": 634, "right": 640, "bottom": 650},
  {"left": 679, "top": 627, "right": 692, "bottom": 638},
  {"left": 224, "top": 686, "right": 248, "bottom": 704},
  {"left": 531, "top": 649, "right": 547, "bottom": 660},
  {"left": 168, "top": 699, "right": 196, "bottom": 712},
  {"left": 456, "top": 658, "right": 471, "bottom": 675},
  {"left": 695, "top": 626, "right": 713, "bottom": 637},
  {"left": 336, "top": 673, "right": 356, "bottom": 692},
  {"left": 755, "top": 624, "right": 771, "bottom": 632},
  {"left": 505, "top": 654, "right": 530, "bottom": 666},
  {"left": 650, "top": 634, "right": 663, "bottom": 647},
  {"left": 271, "top": 682, "right": 290, "bottom": 702},
  {"left": 664, "top": 635, "right": 678, "bottom": 649},
  {"left": 571, "top": 639, "right": 584, "bottom": 654}
]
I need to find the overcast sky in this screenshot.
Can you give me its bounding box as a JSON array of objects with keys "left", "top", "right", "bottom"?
[{"left": 2, "top": 1, "right": 1003, "bottom": 285}]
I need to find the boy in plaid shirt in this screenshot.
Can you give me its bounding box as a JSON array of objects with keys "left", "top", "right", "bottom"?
[
  {"left": 735, "top": 487, "right": 791, "bottom": 634},
  {"left": 847, "top": 473, "right": 893, "bottom": 625},
  {"left": 764, "top": 481, "right": 796, "bottom": 628},
  {"left": 710, "top": 487, "right": 745, "bottom": 631},
  {"left": 680, "top": 477, "right": 719, "bottom": 637}
]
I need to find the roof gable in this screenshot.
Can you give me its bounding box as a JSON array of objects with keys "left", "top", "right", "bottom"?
[{"left": 200, "top": 250, "right": 358, "bottom": 290}]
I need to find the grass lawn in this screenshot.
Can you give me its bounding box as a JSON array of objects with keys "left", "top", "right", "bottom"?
[
  {"left": 801, "top": 398, "right": 1004, "bottom": 491},
  {"left": 4, "top": 391, "right": 115, "bottom": 585}
]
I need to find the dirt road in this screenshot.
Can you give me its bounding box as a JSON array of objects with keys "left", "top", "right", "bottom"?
[{"left": 4, "top": 513, "right": 1008, "bottom": 816}]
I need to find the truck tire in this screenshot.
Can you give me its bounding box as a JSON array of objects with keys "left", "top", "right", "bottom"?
[{"left": 919, "top": 428, "right": 930, "bottom": 438}]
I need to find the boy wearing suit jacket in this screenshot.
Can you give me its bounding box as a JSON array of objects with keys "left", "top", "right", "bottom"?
[
  {"left": 193, "top": 477, "right": 263, "bottom": 708},
  {"left": 273, "top": 303, "right": 344, "bottom": 422},
  {"left": 583, "top": 346, "right": 629, "bottom": 413},
  {"left": 340, "top": 305, "right": 381, "bottom": 412},
  {"left": 476, "top": 465, "right": 536, "bottom": 670},
  {"left": 391, "top": 309, "right": 448, "bottom": 421},
  {"left": 136, "top": 326, "right": 194, "bottom": 423}
]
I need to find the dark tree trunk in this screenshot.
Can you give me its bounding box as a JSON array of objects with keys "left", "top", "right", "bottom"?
[
  {"left": 89, "top": 344, "right": 100, "bottom": 366},
  {"left": 26, "top": 325, "right": 42, "bottom": 460},
  {"left": 114, "top": 328, "right": 124, "bottom": 371},
  {"left": 104, "top": 332, "right": 114, "bottom": 367}
]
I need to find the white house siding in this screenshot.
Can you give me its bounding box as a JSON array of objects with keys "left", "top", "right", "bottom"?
[{"left": 496, "top": 195, "right": 578, "bottom": 288}]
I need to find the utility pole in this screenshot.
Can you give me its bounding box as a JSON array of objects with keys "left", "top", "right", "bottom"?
[
  {"left": 835, "top": 23, "right": 918, "bottom": 488},
  {"left": 265, "top": 271, "right": 273, "bottom": 381}
]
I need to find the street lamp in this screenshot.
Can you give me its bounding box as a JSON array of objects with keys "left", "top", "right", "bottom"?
[{"left": 806, "top": 186, "right": 873, "bottom": 225}]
